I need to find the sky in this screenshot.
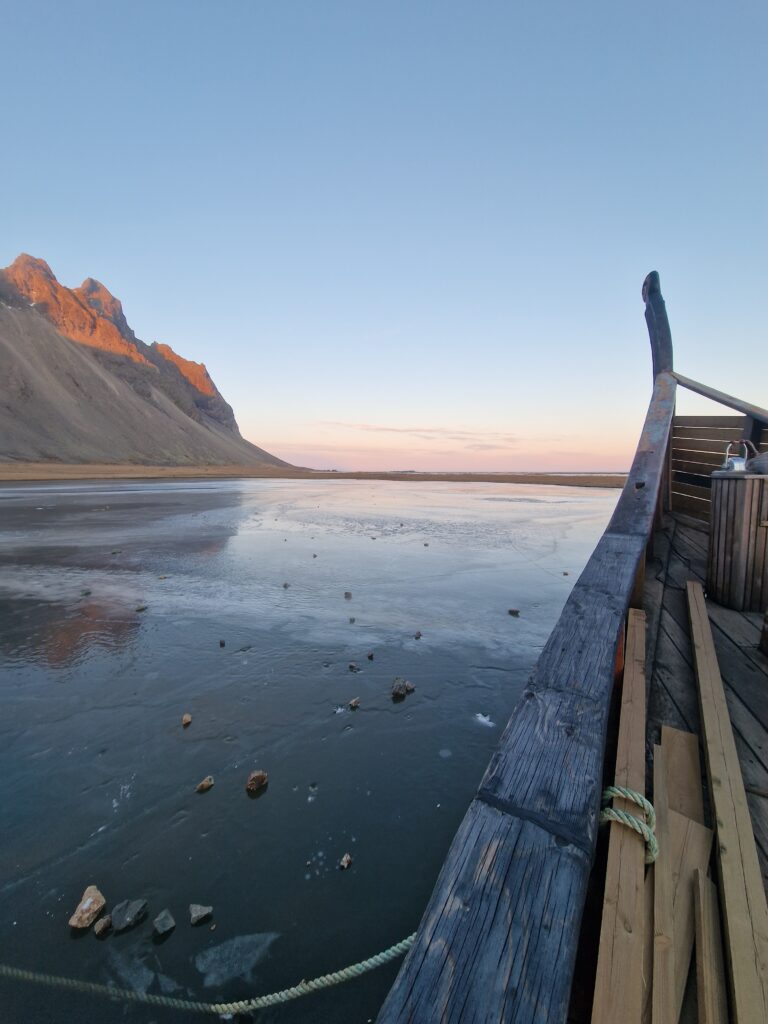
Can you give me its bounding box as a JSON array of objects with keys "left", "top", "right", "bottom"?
[{"left": 1, "top": 1, "right": 766, "bottom": 471}]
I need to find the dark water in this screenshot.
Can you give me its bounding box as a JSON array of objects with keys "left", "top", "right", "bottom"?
[{"left": 0, "top": 479, "right": 617, "bottom": 1023}]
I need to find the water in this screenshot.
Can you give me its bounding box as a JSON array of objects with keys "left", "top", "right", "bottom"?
[{"left": 0, "top": 478, "right": 617, "bottom": 1022}]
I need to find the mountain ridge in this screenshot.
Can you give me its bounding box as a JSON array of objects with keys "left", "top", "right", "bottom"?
[{"left": 0, "top": 254, "right": 289, "bottom": 467}]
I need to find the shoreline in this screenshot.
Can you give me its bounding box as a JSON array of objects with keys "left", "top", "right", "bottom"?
[{"left": 0, "top": 462, "right": 626, "bottom": 488}]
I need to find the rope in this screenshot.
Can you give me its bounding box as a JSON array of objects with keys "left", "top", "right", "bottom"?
[
  {"left": 0, "top": 932, "right": 416, "bottom": 1016},
  {"left": 600, "top": 785, "right": 659, "bottom": 864}
]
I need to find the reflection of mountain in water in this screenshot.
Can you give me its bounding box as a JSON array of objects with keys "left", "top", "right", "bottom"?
[{"left": 2, "top": 596, "right": 141, "bottom": 668}]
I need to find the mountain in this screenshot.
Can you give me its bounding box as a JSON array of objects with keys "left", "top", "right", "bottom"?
[{"left": 0, "top": 255, "right": 290, "bottom": 467}]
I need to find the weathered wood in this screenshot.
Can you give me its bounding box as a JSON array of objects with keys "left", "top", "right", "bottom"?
[
  {"left": 668, "top": 809, "right": 714, "bottom": 1021},
  {"left": 708, "top": 476, "right": 768, "bottom": 613},
  {"left": 674, "top": 415, "right": 749, "bottom": 428},
  {"left": 761, "top": 611, "right": 768, "bottom": 658},
  {"left": 377, "top": 802, "right": 591, "bottom": 1023},
  {"left": 378, "top": 287, "right": 677, "bottom": 1024},
  {"left": 592, "top": 609, "right": 647, "bottom": 1023},
  {"left": 653, "top": 743, "right": 676, "bottom": 1024},
  {"left": 693, "top": 869, "right": 729, "bottom": 1024},
  {"left": 644, "top": 272, "right": 674, "bottom": 379},
  {"left": 686, "top": 581, "right": 768, "bottom": 1023},
  {"left": 671, "top": 493, "right": 711, "bottom": 522},
  {"left": 672, "top": 373, "right": 768, "bottom": 426},
  {"left": 672, "top": 478, "right": 712, "bottom": 498}
]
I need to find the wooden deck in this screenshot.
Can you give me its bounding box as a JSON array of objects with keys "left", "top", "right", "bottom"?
[{"left": 645, "top": 512, "right": 768, "bottom": 894}]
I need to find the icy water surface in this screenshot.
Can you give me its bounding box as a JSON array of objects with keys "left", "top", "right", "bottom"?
[{"left": 0, "top": 479, "right": 618, "bottom": 1022}]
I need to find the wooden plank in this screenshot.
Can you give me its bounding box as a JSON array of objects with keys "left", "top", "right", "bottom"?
[
  {"left": 653, "top": 743, "right": 676, "bottom": 1024},
  {"left": 672, "top": 373, "right": 768, "bottom": 426},
  {"left": 668, "top": 809, "right": 714, "bottom": 1021},
  {"left": 686, "top": 581, "right": 768, "bottom": 1023},
  {"left": 671, "top": 458, "right": 719, "bottom": 477},
  {"left": 662, "top": 725, "right": 705, "bottom": 824},
  {"left": 694, "top": 869, "right": 729, "bottom": 1024},
  {"left": 675, "top": 415, "right": 750, "bottom": 429},
  {"left": 761, "top": 611, "right": 768, "bottom": 658},
  {"left": 673, "top": 426, "right": 746, "bottom": 438},
  {"left": 672, "top": 475, "right": 712, "bottom": 494},
  {"left": 672, "top": 493, "right": 711, "bottom": 522},
  {"left": 592, "top": 609, "right": 647, "bottom": 1023},
  {"left": 671, "top": 438, "right": 739, "bottom": 457},
  {"left": 643, "top": 870, "right": 655, "bottom": 1024}
]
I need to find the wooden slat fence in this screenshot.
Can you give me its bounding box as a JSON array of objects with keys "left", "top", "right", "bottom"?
[{"left": 670, "top": 416, "right": 768, "bottom": 522}]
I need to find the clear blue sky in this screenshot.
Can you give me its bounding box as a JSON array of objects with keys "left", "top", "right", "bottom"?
[{"left": 2, "top": 1, "right": 765, "bottom": 470}]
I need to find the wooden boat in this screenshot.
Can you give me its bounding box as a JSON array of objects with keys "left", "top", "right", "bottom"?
[{"left": 377, "top": 273, "right": 768, "bottom": 1023}]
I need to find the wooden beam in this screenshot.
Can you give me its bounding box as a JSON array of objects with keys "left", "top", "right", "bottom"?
[
  {"left": 761, "top": 610, "right": 768, "bottom": 658},
  {"left": 672, "top": 373, "right": 768, "bottom": 426},
  {"left": 694, "top": 869, "right": 729, "bottom": 1024},
  {"left": 653, "top": 744, "right": 676, "bottom": 1024},
  {"left": 592, "top": 609, "right": 647, "bottom": 1023},
  {"left": 686, "top": 581, "right": 768, "bottom": 1023}
]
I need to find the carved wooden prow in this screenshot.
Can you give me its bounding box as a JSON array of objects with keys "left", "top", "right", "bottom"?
[{"left": 643, "top": 271, "right": 674, "bottom": 378}]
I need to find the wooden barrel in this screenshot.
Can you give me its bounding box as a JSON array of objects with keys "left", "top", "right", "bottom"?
[{"left": 707, "top": 473, "right": 768, "bottom": 611}]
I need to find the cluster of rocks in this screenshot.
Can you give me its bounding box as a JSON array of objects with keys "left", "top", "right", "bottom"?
[{"left": 68, "top": 885, "right": 213, "bottom": 939}]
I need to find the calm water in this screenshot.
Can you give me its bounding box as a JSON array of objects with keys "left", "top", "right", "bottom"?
[{"left": 0, "top": 479, "right": 617, "bottom": 1023}]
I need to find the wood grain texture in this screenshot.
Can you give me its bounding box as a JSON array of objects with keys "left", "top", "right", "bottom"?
[
  {"left": 376, "top": 802, "right": 591, "bottom": 1024},
  {"left": 668, "top": 809, "right": 714, "bottom": 1021},
  {"left": 687, "top": 581, "right": 768, "bottom": 1023},
  {"left": 592, "top": 610, "right": 647, "bottom": 1023},
  {"left": 653, "top": 744, "right": 676, "bottom": 1024},
  {"left": 694, "top": 869, "right": 729, "bottom": 1024},
  {"left": 661, "top": 726, "right": 705, "bottom": 824}
]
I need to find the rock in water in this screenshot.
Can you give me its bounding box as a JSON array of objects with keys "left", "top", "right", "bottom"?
[
  {"left": 348, "top": 697, "right": 360, "bottom": 710},
  {"left": 94, "top": 915, "right": 112, "bottom": 937},
  {"left": 194, "top": 933, "right": 279, "bottom": 987},
  {"left": 182, "top": 713, "right": 192, "bottom": 728},
  {"left": 245, "top": 770, "right": 268, "bottom": 794},
  {"left": 68, "top": 885, "right": 106, "bottom": 928},
  {"left": 339, "top": 853, "right": 353, "bottom": 870},
  {"left": 391, "top": 677, "right": 415, "bottom": 700},
  {"left": 196, "top": 775, "right": 214, "bottom": 793},
  {"left": 111, "top": 899, "right": 148, "bottom": 933},
  {"left": 190, "top": 904, "right": 213, "bottom": 925},
  {"left": 153, "top": 909, "right": 176, "bottom": 936}
]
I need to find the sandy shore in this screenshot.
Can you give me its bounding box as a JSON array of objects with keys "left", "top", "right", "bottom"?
[{"left": 0, "top": 462, "right": 626, "bottom": 488}]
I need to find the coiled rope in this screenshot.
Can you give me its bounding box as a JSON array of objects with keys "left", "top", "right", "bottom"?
[
  {"left": 0, "top": 932, "right": 415, "bottom": 1016},
  {"left": 599, "top": 785, "right": 658, "bottom": 864}
]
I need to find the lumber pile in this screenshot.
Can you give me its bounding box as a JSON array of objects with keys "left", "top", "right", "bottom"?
[{"left": 592, "top": 603, "right": 757, "bottom": 1023}]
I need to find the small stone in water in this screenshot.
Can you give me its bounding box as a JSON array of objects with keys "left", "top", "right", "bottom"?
[
  {"left": 111, "top": 899, "right": 148, "bottom": 933},
  {"left": 196, "top": 776, "right": 214, "bottom": 793},
  {"left": 313, "top": 553, "right": 317, "bottom": 558},
  {"left": 282, "top": 582, "right": 289, "bottom": 589},
  {"left": 367, "top": 652, "right": 374, "bottom": 661},
  {"left": 68, "top": 885, "right": 106, "bottom": 929},
  {"left": 190, "top": 904, "right": 213, "bottom": 926},
  {"left": 424, "top": 542, "right": 429, "bottom": 547},
  {"left": 392, "top": 677, "right": 415, "bottom": 700},
  {"left": 153, "top": 909, "right": 176, "bottom": 936},
  {"left": 344, "top": 591, "right": 352, "bottom": 600},
  {"left": 563, "top": 571, "right": 570, "bottom": 576},
  {"left": 246, "top": 770, "right": 269, "bottom": 794},
  {"left": 348, "top": 662, "right": 359, "bottom": 673},
  {"left": 508, "top": 609, "right": 520, "bottom": 617},
  {"left": 182, "top": 713, "right": 192, "bottom": 728},
  {"left": 349, "top": 617, "right": 356, "bottom": 624},
  {"left": 348, "top": 698, "right": 360, "bottom": 710},
  {"left": 219, "top": 639, "right": 225, "bottom": 647},
  {"left": 339, "top": 853, "right": 353, "bottom": 870},
  {"left": 135, "top": 605, "right": 147, "bottom": 612},
  {"left": 80, "top": 589, "right": 92, "bottom": 597},
  {"left": 414, "top": 631, "right": 422, "bottom": 640},
  {"left": 94, "top": 915, "right": 111, "bottom": 937}
]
